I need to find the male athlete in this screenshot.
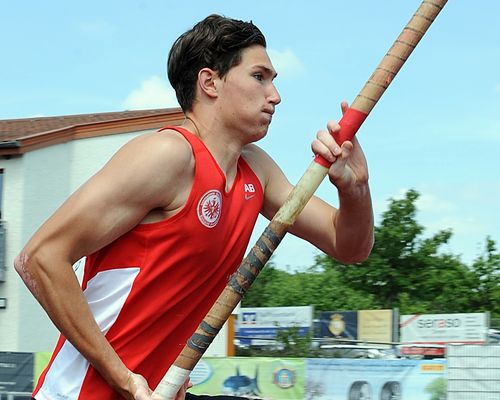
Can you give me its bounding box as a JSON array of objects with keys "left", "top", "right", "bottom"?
[{"left": 16, "top": 14, "right": 374, "bottom": 400}]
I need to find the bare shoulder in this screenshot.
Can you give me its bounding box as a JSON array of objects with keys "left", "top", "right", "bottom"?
[
  {"left": 242, "top": 144, "right": 273, "bottom": 174},
  {"left": 241, "top": 143, "right": 285, "bottom": 186},
  {"left": 113, "top": 129, "right": 193, "bottom": 169},
  {"left": 23, "top": 129, "right": 197, "bottom": 261},
  {"left": 92, "top": 128, "right": 195, "bottom": 208}
]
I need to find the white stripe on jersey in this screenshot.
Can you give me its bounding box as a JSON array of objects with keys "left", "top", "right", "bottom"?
[{"left": 36, "top": 267, "right": 140, "bottom": 400}]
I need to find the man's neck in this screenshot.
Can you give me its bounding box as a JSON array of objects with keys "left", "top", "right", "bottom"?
[{"left": 182, "top": 112, "right": 244, "bottom": 189}]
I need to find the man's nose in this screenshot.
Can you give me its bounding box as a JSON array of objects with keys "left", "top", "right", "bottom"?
[{"left": 268, "top": 84, "right": 281, "bottom": 105}]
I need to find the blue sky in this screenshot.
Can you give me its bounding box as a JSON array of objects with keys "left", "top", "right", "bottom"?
[{"left": 1, "top": 1, "right": 499, "bottom": 270}]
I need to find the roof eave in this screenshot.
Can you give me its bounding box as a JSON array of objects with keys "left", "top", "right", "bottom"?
[{"left": 0, "top": 109, "right": 185, "bottom": 157}]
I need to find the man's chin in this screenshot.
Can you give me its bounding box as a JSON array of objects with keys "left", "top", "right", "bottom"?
[{"left": 252, "top": 125, "right": 270, "bottom": 142}]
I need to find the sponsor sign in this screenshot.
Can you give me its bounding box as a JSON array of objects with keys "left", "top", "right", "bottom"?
[
  {"left": 317, "top": 309, "right": 393, "bottom": 342},
  {"left": 318, "top": 311, "right": 358, "bottom": 339},
  {"left": 190, "top": 357, "right": 304, "bottom": 399},
  {"left": 358, "top": 309, "right": 393, "bottom": 343},
  {"left": 400, "top": 313, "right": 488, "bottom": 345},
  {"left": 399, "top": 345, "right": 445, "bottom": 357},
  {"left": 238, "top": 306, "right": 313, "bottom": 346},
  {"left": 305, "top": 358, "right": 447, "bottom": 400}
]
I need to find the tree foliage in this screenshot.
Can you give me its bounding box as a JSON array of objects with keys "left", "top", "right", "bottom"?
[
  {"left": 242, "top": 189, "right": 500, "bottom": 320},
  {"left": 425, "top": 377, "right": 447, "bottom": 400}
]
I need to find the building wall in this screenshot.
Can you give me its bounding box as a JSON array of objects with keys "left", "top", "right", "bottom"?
[
  {"left": 0, "top": 129, "right": 152, "bottom": 352},
  {"left": 0, "top": 155, "right": 25, "bottom": 350}
]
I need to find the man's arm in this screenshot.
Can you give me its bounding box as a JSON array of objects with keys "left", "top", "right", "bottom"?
[
  {"left": 14, "top": 131, "right": 194, "bottom": 398},
  {"left": 247, "top": 109, "right": 374, "bottom": 263}
]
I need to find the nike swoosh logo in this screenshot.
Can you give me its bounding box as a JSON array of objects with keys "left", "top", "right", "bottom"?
[{"left": 245, "top": 193, "right": 256, "bottom": 200}]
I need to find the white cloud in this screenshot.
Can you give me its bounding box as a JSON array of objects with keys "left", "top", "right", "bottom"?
[
  {"left": 425, "top": 215, "right": 485, "bottom": 236},
  {"left": 415, "top": 192, "right": 457, "bottom": 214},
  {"left": 386, "top": 187, "right": 455, "bottom": 214},
  {"left": 123, "top": 76, "right": 179, "bottom": 110},
  {"left": 267, "top": 48, "right": 304, "bottom": 79},
  {"left": 387, "top": 187, "right": 484, "bottom": 236}
]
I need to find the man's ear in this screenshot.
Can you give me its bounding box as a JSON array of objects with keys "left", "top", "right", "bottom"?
[{"left": 198, "top": 68, "right": 218, "bottom": 99}]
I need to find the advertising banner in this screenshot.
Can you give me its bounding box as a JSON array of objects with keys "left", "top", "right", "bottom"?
[
  {"left": 358, "top": 309, "right": 393, "bottom": 344},
  {"left": 189, "top": 357, "right": 304, "bottom": 399},
  {"left": 317, "top": 309, "right": 394, "bottom": 343},
  {"left": 305, "top": 358, "right": 447, "bottom": 400},
  {"left": 400, "top": 313, "right": 488, "bottom": 344},
  {"left": 238, "top": 306, "right": 313, "bottom": 346},
  {"left": 34, "top": 352, "right": 52, "bottom": 382},
  {"left": 318, "top": 311, "right": 358, "bottom": 339}
]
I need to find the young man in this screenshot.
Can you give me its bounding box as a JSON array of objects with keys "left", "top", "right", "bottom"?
[{"left": 16, "top": 14, "right": 373, "bottom": 400}]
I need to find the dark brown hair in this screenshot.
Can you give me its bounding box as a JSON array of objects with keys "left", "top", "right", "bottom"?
[{"left": 167, "top": 14, "right": 266, "bottom": 112}]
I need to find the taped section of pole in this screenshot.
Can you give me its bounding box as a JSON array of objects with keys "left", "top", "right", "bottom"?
[{"left": 153, "top": 1, "right": 448, "bottom": 398}]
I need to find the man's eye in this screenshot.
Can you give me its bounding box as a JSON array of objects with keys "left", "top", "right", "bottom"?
[{"left": 253, "top": 73, "right": 263, "bottom": 81}]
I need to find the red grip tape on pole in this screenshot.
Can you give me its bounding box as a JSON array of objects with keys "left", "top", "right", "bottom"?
[{"left": 314, "top": 107, "right": 368, "bottom": 168}]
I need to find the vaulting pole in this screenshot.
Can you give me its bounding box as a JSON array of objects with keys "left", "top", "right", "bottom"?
[{"left": 154, "top": 1, "right": 448, "bottom": 398}]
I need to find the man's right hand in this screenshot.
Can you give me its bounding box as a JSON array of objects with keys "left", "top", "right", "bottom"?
[
  {"left": 173, "top": 378, "right": 192, "bottom": 400},
  {"left": 126, "top": 372, "right": 192, "bottom": 400},
  {"left": 123, "top": 371, "right": 154, "bottom": 399}
]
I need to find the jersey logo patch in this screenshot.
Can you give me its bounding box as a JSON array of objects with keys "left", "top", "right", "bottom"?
[
  {"left": 197, "top": 190, "right": 222, "bottom": 228},
  {"left": 244, "top": 183, "right": 256, "bottom": 200}
]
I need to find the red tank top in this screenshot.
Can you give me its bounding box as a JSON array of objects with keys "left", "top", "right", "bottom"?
[{"left": 33, "top": 126, "right": 264, "bottom": 400}]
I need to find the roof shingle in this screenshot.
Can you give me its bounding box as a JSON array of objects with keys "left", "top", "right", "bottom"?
[{"left": 0, "top": 108, "right": 185, "bottom": 155}]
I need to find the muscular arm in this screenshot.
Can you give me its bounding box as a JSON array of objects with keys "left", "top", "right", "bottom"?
[
  {"left": 14, "top": 131, "right": 193, "bottom": 397},
  {"left": 245, "top": 129, "right": 373, "bottom": 264}
]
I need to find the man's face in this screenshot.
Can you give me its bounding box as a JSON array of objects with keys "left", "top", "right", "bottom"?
[{"left": 215, "top": 45, "right": 281, "bottom": 141}]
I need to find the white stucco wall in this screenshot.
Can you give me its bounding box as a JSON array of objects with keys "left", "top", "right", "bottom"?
[
  {"left": 0, "top": 155, "right": 25, "bottom": 350},
  {"left": 0, "top": 129, "right": 151, "bottom": 351}
]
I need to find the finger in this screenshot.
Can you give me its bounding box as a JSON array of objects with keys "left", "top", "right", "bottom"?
[
  {"left": 340, "top": 100, "right": 349, "bottom": 115},
  {"left": 313, "top": 129, "right": 341, "bottom": 160},
  {"left": 311, "top": 139, "right": 334, "bottom": 163},
  {"left": 328, "top": 144, "right": 351, "bottom": 176},
  {"left": 326, "top": 121, "right": 341, "bottom": 140},
  {"left": 318, "top": 129, "right": 342, "bottom": 156},
  {"left": 174, "top": 389, "right": 185, "bottom": 400},
  {"left": 340, "top": 140, "right": 354, "bottom": 154}
]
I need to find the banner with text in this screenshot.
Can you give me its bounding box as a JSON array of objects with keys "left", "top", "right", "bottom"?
[
  {"left": 189, "top": 357, "right": 304, "bottom": 399},
  {"left": 400, "top": 313, "right": 488, "bottom": 344},
  {"left": 318, "top": 309, "right": 393, "bottom": 342},
  {"left": 305, "top": 358, "right": 447, "bottom": 400},
  {"left": 238, "top": 306, "right": 313, "bottom": 346}
]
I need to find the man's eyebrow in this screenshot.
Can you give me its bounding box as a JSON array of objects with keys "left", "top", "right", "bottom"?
[{"left": 254, "top": 64, "right": 278, "bottom": 79}]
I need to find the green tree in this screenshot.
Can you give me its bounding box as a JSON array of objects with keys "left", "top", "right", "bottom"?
[
  {"left": 243, "top": 189, "right": 499, "bottom": 320},
  {"left": 243, "top": 263, "right": 375, "bottom": 311},
  {"left": 469, "top": 237, "right": 500, "bottom": 318},
  {"left": 425, "top": 377, "right": 447, "bottom": 400},
  {"left": 315, "top": 189, "right": 477, "bottom": 314},
  {"left": 241, "top": 261, "right": 290, "bottom": 307}
]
